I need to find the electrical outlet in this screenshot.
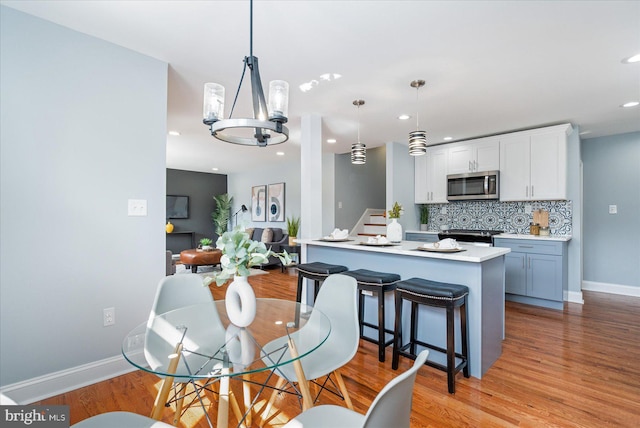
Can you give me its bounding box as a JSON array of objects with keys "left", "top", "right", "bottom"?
[
  {"left": 441, "top": 206, "right": 447, "bottom": 215},
  {"left": 608, "top": 205, "right": 617, "bottom": 214},
  {"left": 525, "top": 204, "right": 532, "bottom": 214},
  {"left": 103, "top": 307, "right": 115, "bottom": 326}
]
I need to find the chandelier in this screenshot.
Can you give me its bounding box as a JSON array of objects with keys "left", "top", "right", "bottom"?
[
  {"left": 408, "top": 80, "right": 427, "bottom": 156},
  {"left": 202, "top": 0, "right": 289, "bottom": 147},
  {"left": 351, "top": 100, "right": 366, "bottom": 165}
]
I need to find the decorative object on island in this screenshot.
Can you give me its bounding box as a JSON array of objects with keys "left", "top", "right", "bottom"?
[
  {"left": 387, "top": 201, "right": 404, "bottom": 243},
  {"left": 286, "top": 215, "right": 301, "bottom": 246},
  {"left": 165, "top": 221, "right": 174, "bottom": 233},
  {"left": 251, "top": 185, "right": 267, "bottom": 222},
  {"left": 408, "top": 79, "right": 427, "bottom": 156},
  {"left": 268, "top": 182, "right": 286, "bottom": 221},
  {"left": 212, "top": 193, "right": 233, "bottom": 235},
  {"left": 202, "top": 0, "right": 289, "bottom": 147},
  {"left": 204, "top": 226, "right": 291, "bottom": 326},
  {"left": 198, "top": 238, "right": 214, "bottom": 251},
  {"left": 351, "top": 100, "right": 366, "bottom": 165},
  {"left": 419, "top": 204, "right": 429, "bottom": 231}
]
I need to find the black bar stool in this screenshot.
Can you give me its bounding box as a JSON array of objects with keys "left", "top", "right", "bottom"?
[
  {"left": 296, "top": 262, "right": 348, "bottom": 304},
  {"left": 392, "top": 277, "right": 469, "bottom": 393},
  {"left": 343, "top": 269, "right": 401, "bottom": 362}
]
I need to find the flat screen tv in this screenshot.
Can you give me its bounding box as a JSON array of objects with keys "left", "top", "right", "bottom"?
[{"left": 167, "top": 195, "right": 189, "bottom": 219}]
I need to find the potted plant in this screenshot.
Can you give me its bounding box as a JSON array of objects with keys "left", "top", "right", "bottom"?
[
  {"left": 212, "top": 193, "right": 233, "bottom": 236},
  {"left": 286, "top": 215, "right": 301, "bottom": 246},
  {"left": 419, "top": 205, "right": 429, "bottom": 231},
  {"left": 199, "top": 237, "right": 214, "bottom": 251},
  {"left": 387, "top": 201, "right": 404, "bottom": 243},
  {"left": 204, "top": 226, "right": 291, "bottom": 327}
]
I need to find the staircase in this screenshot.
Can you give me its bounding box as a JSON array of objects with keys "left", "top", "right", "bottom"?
[{"left": 352, "top": 209, "right": 387, "bottom": 238}]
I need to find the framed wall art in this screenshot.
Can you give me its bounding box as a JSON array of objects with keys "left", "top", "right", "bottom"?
[
  {"left": 251, "top": 185, "right": 267, "bottom": 222},
  {"left": 268, "top": 182, "right": 286, "bottom": 222}
]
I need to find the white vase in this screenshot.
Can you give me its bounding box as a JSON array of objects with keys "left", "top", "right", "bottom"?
[
  {"left": 225, "top": 275, "right": 256, "bottom": 327},
  {"left": 387, "top": 218, "right": 403, "bottom": 243}
]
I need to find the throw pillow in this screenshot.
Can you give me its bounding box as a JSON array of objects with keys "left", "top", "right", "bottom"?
[
  {"left": 261, "top": 228, "right": 273, "bottom": 243},
  {"left": 245, "top": 228, "right": 255, "bottom": 240}
]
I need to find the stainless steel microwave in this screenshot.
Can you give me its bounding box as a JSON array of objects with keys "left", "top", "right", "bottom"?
[{"left": 447, "top": 171, "right": 499, "bottom": 201}]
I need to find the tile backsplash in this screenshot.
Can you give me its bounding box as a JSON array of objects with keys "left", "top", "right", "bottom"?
[{"left": 424, "top": 200, "right": 572, "bottom": 236}]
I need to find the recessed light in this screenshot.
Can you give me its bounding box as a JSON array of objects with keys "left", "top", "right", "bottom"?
[
  {"left": 443, "top": 136, "right": 453, "bottom": 141},
  {"left": 168, "top": 130, "right": 181, "bottom": 136},
  {"left": 327, "top": 138, "right": 336, "bottom": 144},
  {"left": 398, "top": 114, "right": 411, "bottom": 120},
  {"left": 622, "top": 53, "right": 640, "bottom": 64},
  {"left": 276, "top": 152, "right": 285, "bottom": 156},
  {"left": 211, "top": 167, "right": 219, "bottom": 171},
  {"left": 621, "top": 101, "right": 639, "bottom": 108}
]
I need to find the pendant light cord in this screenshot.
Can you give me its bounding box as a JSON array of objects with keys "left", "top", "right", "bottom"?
[
  {"left": 357, "top": 103, "right": 361, "bottom": 143},
  {"left": 228, "top": 0, "right": 254, "bottom": 119},
  {"left": 415, "top": 86, "right": 420, "bottom": 130}
]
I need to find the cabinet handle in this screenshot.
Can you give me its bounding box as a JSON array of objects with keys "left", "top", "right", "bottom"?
[
  {"left": 469, "top": 160, "right": 472, "bottom": 171},
  {"left": 522, "top": 258, "right": 525, "bottom": 269},
  {"left": 474, "top": 160, "right": 478, "bottom": 171},
  {"left": 531, "top": 185, "right": 534, "bottom": 197},
  {"left": 526, "top": 186, "right": 529, "bottom": 197},
  {"left": 518, "top": 245, "right": 534, "bottom": 248},
  {"left": 528, "top": 257, "right": 531, "bottom": 270}
]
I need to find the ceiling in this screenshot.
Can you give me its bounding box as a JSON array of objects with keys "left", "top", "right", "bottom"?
[{"left": 3, "top": 1, "right": 639, "bottom": 174}]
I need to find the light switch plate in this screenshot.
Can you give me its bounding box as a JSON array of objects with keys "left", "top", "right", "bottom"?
[
  {"left": 608, "top": 205, "right": 617, "bottom": 214},
  {"left": 128, "top": 199, "right": 148, "bottom": 216}
]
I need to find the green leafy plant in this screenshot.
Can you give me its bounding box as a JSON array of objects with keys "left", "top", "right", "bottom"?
[
  {"left": 212, "top": 194, "right": 233, "bottom": 236},
  {"left": 420, "top": 205, "right": 429, "bottom": 224},
  {"left": 199, "top": 237, "right": 213, "bottom": 247},
  {"left": 286, "top": 216, "right": 301, "bottom": 238},
  {"left": 204, "top": 226, "right": 292, "bottom": 287},
  {"left": 388, "top": 201, "right": 404, "bottom": 219}
]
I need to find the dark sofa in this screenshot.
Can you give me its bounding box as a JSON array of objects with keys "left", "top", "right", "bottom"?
[{"left": 246, "top": 227, "right": 289, "bottom": 268}]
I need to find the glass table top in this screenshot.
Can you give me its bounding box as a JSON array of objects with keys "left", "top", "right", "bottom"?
[{"left": 122, "top": 298, "right": 330, "bottom": 379}]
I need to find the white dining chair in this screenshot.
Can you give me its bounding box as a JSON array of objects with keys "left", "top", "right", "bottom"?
[
  {"left": 144, "top": 274, "right": 225, "bottom": 424},
  {"left": 72, "top": 411, "right": 175, "bottom": 427},
  {"left": 260, "top": 274, "right": 359, "bottom": 425},
  {"left": 282, "top": 350, "right": 429, "bottom": 428}
]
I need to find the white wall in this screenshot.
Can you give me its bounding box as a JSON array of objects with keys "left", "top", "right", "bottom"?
[
  {"left": 386, "top": 142, "right": 417, "bottom": 230},
  {"left": 582, "top": 132, "right": 640, "bottom": 292},
  {"left": 0, "top": 6, "right": 168, "bottom": 399},
  {"left": 227, "top": 160, "right": 302, "bottom": 231}
]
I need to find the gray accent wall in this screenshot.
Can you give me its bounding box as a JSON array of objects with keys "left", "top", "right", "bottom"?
[
  {"left": 1, "top": 7, "right": 168, "bottom": 389},
  {"left": 166, "top": 168, "right": 227, "bottom": 251},
  {"left": 582, "top": 132, "right": 640, "bottom": 288},
  {"left": 334, "top": 146, "right": 386, "bottom": 229}
]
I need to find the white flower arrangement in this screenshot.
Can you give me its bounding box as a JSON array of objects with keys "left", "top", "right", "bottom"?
[{"left": 204, "top": 226, "right": 291, "bottom": 287}]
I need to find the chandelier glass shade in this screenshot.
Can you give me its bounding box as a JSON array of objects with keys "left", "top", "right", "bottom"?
[
  {"left": 408, "top": 80, "right": 427, "bottom": 156},
  {"left": 202, "top": 0, "right": 289, "bottom": 147},
  {"left": 351, "top": 100, "right": 366, "bottom": 165}
]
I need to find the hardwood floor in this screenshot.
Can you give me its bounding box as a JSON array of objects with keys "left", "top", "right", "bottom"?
[{"left": 37, "top": 268, "right": 640, "bottom": 427}]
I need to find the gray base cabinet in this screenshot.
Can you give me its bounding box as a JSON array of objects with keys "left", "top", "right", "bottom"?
[
  {"left": 405, "top": 232, "right": 439, "bottom": 243},
  {"left": 494, "top": 238, "right": 567, "bottom": 310}
]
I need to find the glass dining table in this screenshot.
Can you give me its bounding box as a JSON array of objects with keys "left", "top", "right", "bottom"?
[{"left": 122, "top": 298, "right": 331, "bottom": 428}]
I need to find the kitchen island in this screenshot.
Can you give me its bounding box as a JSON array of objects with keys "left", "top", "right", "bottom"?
[{"left": 296, "top": 238, "right": 510, "bottom": 378}]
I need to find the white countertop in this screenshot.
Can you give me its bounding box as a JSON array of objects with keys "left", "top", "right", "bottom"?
[
  {"left": 405, "top": 230, "right": 572, "bottom": 242},
  {"left": 297, "top": 238, "right": 510, "bottom": 263}
]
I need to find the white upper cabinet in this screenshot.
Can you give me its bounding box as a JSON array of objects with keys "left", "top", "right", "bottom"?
[
  {"left": 447, "top": 137, "right": 500, "bottom": 174},
  {"left": 415, "top": 146, "right": 448, "bottom": 203},
  {"left": 499, "top": 125, "right": 571, "bottom": 201}
]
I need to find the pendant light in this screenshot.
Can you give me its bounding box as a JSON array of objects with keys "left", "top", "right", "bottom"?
[
  {"left": 351, "top": 100, "right": 366, "bottom": 165},
  {"left": 202, "top": 0, "right": 289, "bottom": 147},
  {"left": 408, "top": 80, "right": 427, "bottom": 156}
]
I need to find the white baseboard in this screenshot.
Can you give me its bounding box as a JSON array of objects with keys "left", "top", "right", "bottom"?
[
  {"left": 582, "top": 280, "right": 640, "bottom": 297},
  {"left": 565, "top": 290, "right": 584, "bottom": 304},
  {"left": 0, "top": 355, "right": 136, "bottom": 404}
]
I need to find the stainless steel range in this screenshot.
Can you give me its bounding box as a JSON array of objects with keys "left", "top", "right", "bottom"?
[{"left": 438, "top": 229, "right": 503, "bottom": 246}]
